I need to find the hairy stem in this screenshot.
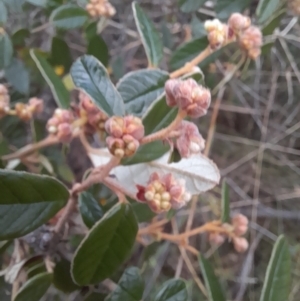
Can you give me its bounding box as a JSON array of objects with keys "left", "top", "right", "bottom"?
[
  {"left": 170, "top": 46, "right": 211, "bottom": 79},
  {"left": 141, "top": 110, "right": 187, "bottom": 145},
  {"left": 2, "top": 135, "right": 59, "bottom": 161}
]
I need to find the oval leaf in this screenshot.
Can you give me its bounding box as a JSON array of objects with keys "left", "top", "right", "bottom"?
[
  {"left": 132, "top": 2, "right": 163, "bottom": 67},
  {"left": 199, "top": 255, "right": 226, "bottom": 301},
  {"left": 107, "top": 267, "right": 144, "bottom": 301},
  {"left": 169, "top": 37, "right": 208, "bottom": 71},
  {"left": 0, "top": 170, "right": 69, "bottom": 240},
  {"left": 53, "top": 259, "right": 80, "bottom": 293},
  {"left": 79, "top": 191, "right": 104, "bottom": 228},
  {"left": 179, "top": 0, "right": 206, "bottom": 13},
  {"left": 30, "top": 49, "right": 70, "bottom": 108},
  {"left": 71, "top": 203, "right": 138, "bottom": 285},
  {"left": 256, "top": 0, "right": 282, "bottom": 24},
  {"left": 216, "top": 0, "right": 251, "bottom": 21},
  {"left": 0, "top": 30, "right": 13, "bottom": 69},
  {"left": 117, "top": 69, "right": 169, "bottom": 117},
  {"left": 87, "top": 35, "right": 109, "bottom": 67},
  {"left": 71, "top": 55, "right": 124, "bottom": 117},
  {"left": 5, "top": 58, "right": 30, "bottom": 95},
  {"left": 154, "top": 279, "right": 188, "bottom": 301},
  {"left": 221, "top": 179, "right": 230, "bottom": 223},
  {"left": 50, "top": 4, "right": 88, "bottom": 30},
  {"left": 90, "top": 151, "right": 220, "bottom": 197},
  {"left": 14, "top": 272, "right": 52, "bottom": 301},
  {"left": 260, "top": 235, "right": 291, "bottom": 301}
]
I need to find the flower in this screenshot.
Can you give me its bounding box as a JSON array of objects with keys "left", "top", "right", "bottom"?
[
  {"left": 164, "top": 79, "right": 211, "bottom": 118},
  {"left": 105, "top": 115, "right": 144, "bottom": 158},
  {"left": 137, "top": 172, "right": 192, "bottom": 213}
]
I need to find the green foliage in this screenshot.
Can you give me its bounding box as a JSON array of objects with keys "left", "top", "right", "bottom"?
[
  {"left": 0, "top": 170, "right": 69, "bottom": 240},
  {"left": 260, "top": 235, "right": 291, "bottom": 301},
  {"left": 71, "top": 55, "right": 124, "bottom": 116},
  {"left": 216, "top": 0, "right": 251, "bottom": 21},
  {"left": 117, "top": 69, "right": 169, "bottom": 117},
  {"left": 221, "top": 179, "right": 230, "bottom": 223},
  {"left": 178, "top": 0, "right": 206, "bottom": 13},
  {"left": 132, "top": 2, "right": 164, "bottom": 67},
  {"left": 154, "top": 279, "right": 188, "bottom": 301},
  {"left": 256, "top": 0, "right": 282, "bottom": 24},
  {"left": 71, "top": 203, "right": 138, "bottom": 285},
  {"left": 50, "top": 4, "right": 89, "bottom": 29},
  {"left": 199, "top": 255, "right": 226, "bottom": 301},
  {"left": 14, "top": 272, "right": 52, "bottom": 301},
  {"left": 30, "top": 49, "right": 70, "bottom": 108},
  {"left": 0, "top": 31, "right": 13, "bottom": 69},
  {"left": 107, "top": 267, "right": 144, "bottom": 301}
]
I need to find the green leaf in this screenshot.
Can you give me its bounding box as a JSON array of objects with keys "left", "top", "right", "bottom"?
[
  {"left": 143, "top": 96, "right": 178, "bottom": 135},
  {"left": 169, "top": 37, "right": 208, "bottom": 71},
  {"left": 191, "top": 15, "right": 206, "bottom": 38},
  {"left": 154, "top": 279, "right": 188, "bottom": 301},
  {"left": 260, "top": 235, "right": 291, "bottom": 301},
  {"left": 221, "top": 179, "right": 230, "bottom": 223},
  {"left": 0, "top": 30, "right": 13, "bottom": 69},
  {"left": 26, "top": 0, "right": 47, "bottom": 7},
  {"left": 107, "top": 267, "right": 144, "bottom": 301},
  {"left": 4, "top": 59, "right": 30, "bottom": 95},
  {"left": 50, "top": 4, "right": 89, "bottom": 30},
  {"left": 199, "top": 255, "right": 226, "bottom": 301},
  {"left": 30, "top": 49, "right": 70, "bottom": 108},
  {"left": 2, "top": 0, "right": 25, "bottom": 12},
  {"left": 122, "top": 141, "right": 170, "bottom": 165},
  {"left": 53, "top": 259, "right": 80, "bottom": 293},
  {"left": 79, "top": 191, "right": 104, "bottom": 228},
  {"left": 117, "top": 69, "right": 169, "bottom": 117},
  {"left": 87, "top": 35, "right": 109, "bottom": 67},
  {"left": 71, "top": 203, "right": 138, "bottom": 285},
  {"left": 50, "top": 36, "right": 72, "bottom": 71},
  {"left": 0, "top": 1, "right": 8, "bottom": 25},
  {"left": 216, "top": 0, "right": 251, "bottom": 21},
  {"left": 14, "top": 272, "right": 52, "bottom": 301},
  {"left": 132, "top": 2, "right": 163, "bottom": 67},
  {"left": 262, "top": 9, "right": 285, "bottom": 36},
  {"left": 256, "top": 0, "right": 282, "bottom": 24},
  {"left": 11, "top": 28, "right": 30, "bottom": 48},
  {"left": 131, "top": 202, "right": 156, "bottom": 223},
  {"left": 0, "top": 170, "right": 69, "bottom": 240},
  {"left": 179, "top": 0, "right": 206, "bottom": 13},
  {"left": 71, "top": 55, "right": 124, "bottom": 116}
]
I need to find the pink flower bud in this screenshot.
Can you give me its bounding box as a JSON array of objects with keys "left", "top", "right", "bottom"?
[
  {"left": 248, "top": 48, "right": 261, "bottom": 60},
  {"left": 105, "top": 116, "right": 124, "bottom": 138},
  {"left": 29, "top": 97, "right": 44, "bottom": 114},
  {"left": 232, "top": 213, "right": 249, "bottom": 227},
  {"left": 57, "top": 123, "right": 73, "bottom": 143},
  {"left": 15, "top": 103, "right": 32, "bottom": 121},
  {"left": 0, "top": 85, "right": 9, "bottom": 118},
  {"left": 123, "top": 134, "right": 140, "bottom": 157},
  {"left": 106, "top": 136, "right": 125, "bottom": 157},
  {"left": 54, "top": 108, "right": 74, "bottom": 124},
  {"left": 124, "top": 116, "right": 145, "bottom": 140},
  {"left": 175, "top": 121, "right": 205, "bottom": 158},
  {"left": 209, "top": 233, "right": 226, "bottom": 246},
  {"left": 228, "top": 13, "right": 251, "bottom": 33},
  {"left": 234, "top": 224, "right": 248, "bottom": 236},
  {"left": 165, "top": 79, "right": 180, "bottom": 107},
  {"left": 79, "top": 91, "right": 99, "bottom": 114},
  {"left": 233, "top": 237, "right": 249, "bottom": 253},
  {"left": 239, "top": 26, "right": 262, "bottom": 60}
]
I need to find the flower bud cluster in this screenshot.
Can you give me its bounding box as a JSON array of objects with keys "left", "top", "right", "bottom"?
[
  {"left": 204, "top": 13, "right": 262, "bottom": 60},
  {"left": 209, "top": 213, "right": 249, "bottom": 253},
  {"left": 0, "top": 84, "right": 10, "bottom": 118},
  {"left": 15, "top": 98, "right": 44, "bottom": 121},
  {"left": 46, "top": 109, "right": 75, "bottom": 143},
  {"left": 173, "top": 121, "right": 205, "bottom": 158},
  {"left": 137, "top": 172, "right": 192, "bottom": 213},
  {"left": 105, "top": 115, "right": 144, "bottom": 158},
  {"left": 228, "top": 13, "right": 262, "bottom": 60},
  {"left": 165, "top": 79, "right": 211, "bottom": 118},
  {"left": 204, "top": 19, "right": 234, "bottom": 50},
  {"left": 86, "top": 0, "right": 116, "bottom": 18},
  {"left": 78, "top": 91, "right": 108, "bottom": 133}
]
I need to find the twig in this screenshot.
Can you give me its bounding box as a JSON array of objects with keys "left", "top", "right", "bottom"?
[{"left": 54, "top": 195, "right": 75, "bottom": 234}]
